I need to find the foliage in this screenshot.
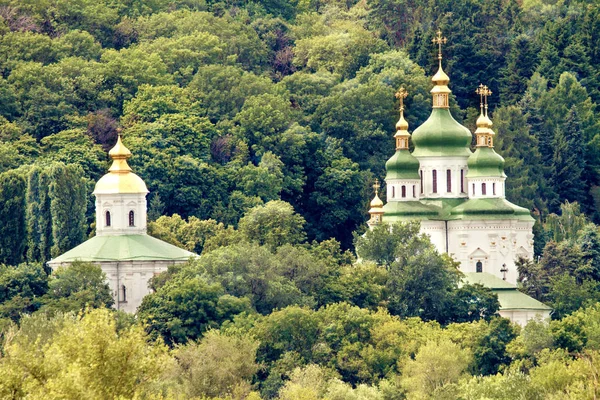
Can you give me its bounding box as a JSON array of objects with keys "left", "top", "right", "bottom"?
[
  {"left": 0, "top": 169, "right": 27, "bottom": 265},
  {"left": 138, "top": 273, "right": 252, "bottom": 346},
  {"left": 169, "top": 330, "right": 260, "bottom": 398},
  {"left": 41, "top": 261, "right": 114, "bottom": 314},
  {"left": 0, "top": 308, "right": 172, "bottom": 399}
]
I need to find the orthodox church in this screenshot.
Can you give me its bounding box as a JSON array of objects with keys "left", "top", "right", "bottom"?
[
  {"left": 368, "top": 31, "right": 551, "bottom": 324},
  {"left": 48, "top": 135, "right": 195, "bottom": 313}
]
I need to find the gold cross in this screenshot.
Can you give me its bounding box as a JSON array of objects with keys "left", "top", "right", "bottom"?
[
  {"left": 432, "top": 29, "right": 447, "bottom": 60},
  {"left": 476, "top": 84, "right": 492, "bottom": 107},
  {"left": 373, "top": 179, "right": 380, "bottom": 195},
  {"left": 482, "top": 85, "right": 492, "bottom": 114},
  {"left": 475, "top": 84, "right": 485, "bottom": 112},
  {"left": 395, "top": 87, "right": 408, "bottom": 110}
]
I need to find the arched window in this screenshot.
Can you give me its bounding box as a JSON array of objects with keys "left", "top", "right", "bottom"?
[
  {"left": 493, "top": 183, "right": 496, "bottom": 195},
  {"left": 482, "top": 183, "right": 487, "bottom": 195},
  {"left": 128, "top": 210, "right": 135, "bottom": 227},
  {"left": 472, "top": 183, "right": 475, "bottom": 195},
  {"left": 412, "top": 185, "right": 416, "bottom": 198},
  {"left": 446, "top": 169, "right": 452, "bottom": 192},
  {"left": 121, "top": 285, "right": 127, "bottom": 302},
  {"left": 420, "top": 171, "right": 423, "bottom": 194},
  {"left": 476, "top": 261, "right": 483, "bottom": 273},
  {"left": 105, "top": 211, "right": 111, "bottom": 227},
  {"left": 401, "top": 185, "right": 406, "bottom": 198},
  {"left": 460, "top": 170, "right": 465, "bottom": 193},
  {"left": 432, "top": 170, "right": 437, "bottom": 193},
  {"left": 392, "top": 186, "right": 395, "bottom": 199}
]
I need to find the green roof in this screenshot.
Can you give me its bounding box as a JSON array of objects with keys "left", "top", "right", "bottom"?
[
  {"left": 467, "top": 147, "right": 506, "bottom": 178},
  {"left": 411, "top": 108, "right": 472, "bottom": 157},
  {"left": 449, "top": 198, "right": 534, "bottom": 221},
  {"left": 420, "top": 198, "right": 467, "bottom": 220},
  {"left": 382, "top": 200, "right": 440, "bottom": 221},
  {"left": 49, "top": 234, "right": 196, "bottom": 264},
  {"left": 463, "top": 273, "right": 552, "bottom": 311},
  {"left": 464, "top": 272, "right": 516, "bottom": 289},
  {"left": 385, "top": 149, "right": 420, "bottom": 180}
]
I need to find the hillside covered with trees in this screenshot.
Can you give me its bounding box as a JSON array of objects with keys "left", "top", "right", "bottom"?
[{"left": 2, "top": 0, "right": 600, "bottom": 398}]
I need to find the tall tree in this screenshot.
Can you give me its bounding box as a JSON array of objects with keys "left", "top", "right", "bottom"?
[
  {"left": 0, "top": 169, "right": 27, "bottom": 265},
  {"left": 26, "top": 167, "right": 53, "bottom": 263},
  {"left": 48, "top": 163, "right": 88, "bottom": 258}
]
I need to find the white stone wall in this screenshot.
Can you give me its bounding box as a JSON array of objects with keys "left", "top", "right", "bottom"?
[
  {"left": 96, "top": 193, "right": 147, "bottom": 236},
  {"left": 48, "top": 259, "right": 184, "bottom": 313},
  {"left": 444, "top": 219, "right": 534, "bottom": 285},
  {"left": 467, "top": 177, "right": 506, "bottom": 199},
  {"left": 417, "top": 156, "right": 469, "bottom": 198},
  {"left": 100, "top": 260, "right": 186, "bottom": 313},
  {"left": 420, "top": 220, "right": 447, "bottom": 253},
  {"left": 386, "top": 179, "right": 420, "bottom": 202},
  {"left": 499, "top": 309, "right": 551, "bottom": 327}
]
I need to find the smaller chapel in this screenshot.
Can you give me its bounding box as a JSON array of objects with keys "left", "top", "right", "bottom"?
[
  {"left": 367, "top": 30, "right": 551, "bottom": 325},
  {"left": 48, "top": 134, "right": 195, "bottom": 313}
]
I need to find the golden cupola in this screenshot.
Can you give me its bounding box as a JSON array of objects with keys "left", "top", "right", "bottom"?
[
  {"left": 368, "top": 179, "right": 385, "bottom": 225},
  {"left": 394, "top": 87, "right": 410, "bottom": 150},
  {"left": 474, "top": 84, "right": 495, "bottom": 148},
  {"left": 430, "top": 29, "right": 451, "bottom": 109},
  {"left": 94, "top": 133, "right": 148, "bottom": 195}
]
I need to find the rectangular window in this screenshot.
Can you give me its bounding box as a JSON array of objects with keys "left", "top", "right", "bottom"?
[
  {"left": 472, "top": 183, "right": 475, "bottom": 195},
  {"left": 460, "top": 170, "right": 464, "bottom": 193},
  {"left": 420, "top": 171, "right": 423, "bottom": 194},
  {"left": 392, "top": 186, "right": 395, "bottom": 198},
  {"left": 482, "top": 183, "right": 487, "bottom": 195},
  {"left": 446, "top": 169, "right": 452, "bottom": 192},
  {"left": 401, "top": 185, "right": 406, "bottom": 198},
  {"left": 493, "top": 183, "right": 496, "bottom": 196},
  {"left": 432, "top": 170, "right": 437, "bottom": 193},
  {"left": 412, "top": 185, "right": 416, "bottom": 198}
]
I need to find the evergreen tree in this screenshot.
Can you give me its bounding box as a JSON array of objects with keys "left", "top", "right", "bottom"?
[
  {"left": 0, "top": 169, "right": 27, "bottom": 265},
  {"left": 499, "top": 34, "right": 539, "bottom": 105},
  {"left": 493, "top": 105, "right": 547, "bottom": 212},
  {"left": 550, "top": 108, "right": 587, "bottom": 210},
  {"left": 48, "top": 163, "right": 88, "bottom": 258},
  {"left": 26, "top": 167, "right": 53, "bottom": 263}
]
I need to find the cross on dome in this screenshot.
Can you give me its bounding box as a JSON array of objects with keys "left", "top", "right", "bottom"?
[
  {"left": 395, "top": 87, "right": 408, "bottom": 110},
  {"left": 432, "top": 29, "right": 447, "bottom": 61},
  {"left": 373, "top": 178, "right": 380, "bottom": 195}
]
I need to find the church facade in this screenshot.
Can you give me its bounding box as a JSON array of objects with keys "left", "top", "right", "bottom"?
[
  {"left": 48, "top": 135, "right": 195, "bottom": 313},
  {"left": 368, "top": 31, "right": 550, "bottom": 324}
]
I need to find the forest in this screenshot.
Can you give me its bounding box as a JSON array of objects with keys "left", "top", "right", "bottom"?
[{"left": 1, "top": 0, "right": 600, "bottom": 398}]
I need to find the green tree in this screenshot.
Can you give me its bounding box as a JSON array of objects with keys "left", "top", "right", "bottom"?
[
  {"left": 400, "top": 338, "right": 471, "bottom": 399},
  {"left": 171, "top": 330, "right": 260, "bottom": 398},
  {"left": 138, "top": 274, "right": 251, "bottom": 345},
  {"left": 0, "top": 308, "right": 171, "bottom": 399},
  {"left": 26, "top": 166, "right": 53, "bottom": 263},
  {"left": 0, "top": 169, "right": 27, "bottom": 265},
  {"left": 238, "top": 200, "right": 306, "bottom": 250},
  {"left": 0, "top": 263, "right": 48, "bottom": 323},
  {"left": 41, "top": 261, "right": 114, "bottom": 314},
  {"left": 48, "top": 163, "right": 88, "bottom": 258}
]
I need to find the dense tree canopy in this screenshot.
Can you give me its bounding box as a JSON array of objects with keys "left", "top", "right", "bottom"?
[{"left": 1, "top": 0, "right": 600, "bottom": 398}]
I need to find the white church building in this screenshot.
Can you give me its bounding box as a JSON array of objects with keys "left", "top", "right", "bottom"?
[
  {"left": 368, "top": 31, "right": 551, "bottom": 324},
  {"left": 48, "top": 135, "right": 195, "bottom": 313}
]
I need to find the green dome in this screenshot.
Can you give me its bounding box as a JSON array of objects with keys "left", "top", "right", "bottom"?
[
  {"left": 467, "top": 147, "right": 505, "bottom": 178},
  {"left": 411, "top": 108, "right": 472, "bottom": 157},
  {"left": 385, "top": 149, "right": 420, "bottom": 180}
]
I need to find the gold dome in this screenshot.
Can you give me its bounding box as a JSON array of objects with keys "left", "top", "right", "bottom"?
[
  {"left": 370, "top": 193, "right": 384, "bottom": 208},
  {"left": 94, "top": 172, "right": 148, "bottom": 194},
  {"left": 432, "top": 66, "right": 450, "bottom": 86},
  {"left": 94, "top": 134, "right": 148, "bottom": 195},
  {"left": 396, "top": 112, "right": 409, "bottom": 131}
]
